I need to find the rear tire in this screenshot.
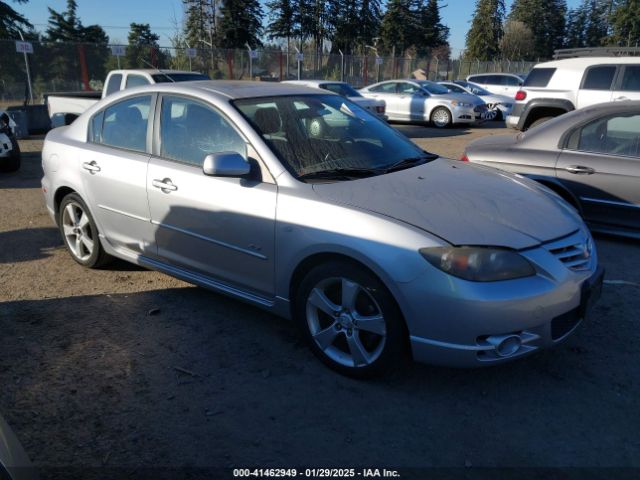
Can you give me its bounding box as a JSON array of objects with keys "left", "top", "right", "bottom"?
[
  {"left": 528, "top": 116, "right": 553, "bottom": 129},
  {"left": 58, "top": 193, "right": 112, "bottom": 268},
  {"left": 294, "top": 261, "right": 408, "bottom": 378}
]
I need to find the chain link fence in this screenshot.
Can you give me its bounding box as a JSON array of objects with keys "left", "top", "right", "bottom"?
[{"left": 1, "top": 39, "right": 538, "bottom": 105}]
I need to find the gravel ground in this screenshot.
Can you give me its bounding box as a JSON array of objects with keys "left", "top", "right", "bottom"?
[{"left": 1, "top": 127, "right": 639, "bottom": 479}]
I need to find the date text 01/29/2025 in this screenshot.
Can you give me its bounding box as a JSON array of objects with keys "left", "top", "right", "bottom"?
[{"left": 232, "top": 468, "right": 401, "bottom": 478}]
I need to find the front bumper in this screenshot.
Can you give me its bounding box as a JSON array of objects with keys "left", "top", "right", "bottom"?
[
  {"left": 452, "top": 105, "right": 488, "bottom": 125},
  {"left": 397, "top": 230, "right": 602, "bottom": 367},
  {"left": 506, "top": 114, "right": 520, "bottom": 129}
]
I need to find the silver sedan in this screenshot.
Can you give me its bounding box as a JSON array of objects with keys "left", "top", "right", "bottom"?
[
  {"left": 464, "top": 101, "right": 640, "bottom": 239},
  {"left": 359, "top": 79, "right": 488, "bottom": 128},
  {"left": 42, "top": 81, "right": 602, "bottom": 377},
  {"left": 439, "top": 80, "right": 514, "bottom": 121}
]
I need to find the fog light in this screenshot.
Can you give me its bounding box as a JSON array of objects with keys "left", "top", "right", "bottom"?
[{"left": 487, "top": 334, "right": 522, "bottom": 357}]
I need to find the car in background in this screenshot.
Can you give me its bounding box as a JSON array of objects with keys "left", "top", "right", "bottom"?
[
  {"left": 439, "top": 80, "right": 514, "bottom": 121},
  {"left": 466, "top": 73, "right": 525, "bottom": 98},
  {"left": 0, "top": 413, "right": 38, "bottom": 479},
  {"left": 0, "top": 112, "right": 20, "bottom": 172},
  {"left": 507, "top": 56, "right": 640, "bottom": 131},
  {"left": 42, "top": 81, "right": 602, "bottom": 376},
  {"left": 464, "top": 101, "right": 640, "bottom": 239},
  {"left": 46, "top": 69, "right": 210, "bottom": 127},
  {"left": 283, "top": 80, "right": 387, "bottom": 120},
  {"left": 360, "top": 79, "right": 488, "bottom": 128}
]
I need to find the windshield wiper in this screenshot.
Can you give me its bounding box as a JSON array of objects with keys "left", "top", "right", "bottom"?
[
  {"left": 299, "top": 167, "right": 385, "bottom": 181},
  {"left": 384, "top": 153, "right": 439, "bottom": 173}
]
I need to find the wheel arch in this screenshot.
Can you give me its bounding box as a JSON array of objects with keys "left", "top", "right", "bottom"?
[{"left": 530, "top": 177, "right": 583, "bottom": 215}]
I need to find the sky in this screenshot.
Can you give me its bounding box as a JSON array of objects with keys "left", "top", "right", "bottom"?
[{"left": 18, "top": 0, "right": 583, "bottom": 55}]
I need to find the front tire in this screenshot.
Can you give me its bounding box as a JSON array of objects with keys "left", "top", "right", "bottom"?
[
  {"left": 430, "top": 107, "right": 452, "bottom": 128},
  {"left": 294, "top": 261, "right": 407, "bottom": 378},
  {"left": 528, "top": 116, "right": 553, "bottom": 129},
  {"left": 58, "top": 193, "right": 112, "bottom": 268}
]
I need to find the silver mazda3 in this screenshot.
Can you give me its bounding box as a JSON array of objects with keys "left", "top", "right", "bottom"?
[{"left": 41, "top": 81, "right": 603, "bottom": 377}]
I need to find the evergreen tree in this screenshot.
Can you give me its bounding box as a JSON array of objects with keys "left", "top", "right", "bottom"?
[
  {"left": 380, "top": 0, "right": 414, "bottom": 54},
  {"left": 565, "top": 6, "right": 589, "bottom": 47},
  {"left": 415, "top": 0, "right": 449, "bottom": 55},
  {"left": 183, "top": 0, "right": 219, "bottom": 48},
  {"left": 509, "top": 0, "right": 567, "bottom": 58},
  {"left": 126, "top": 23, "right": 164, "bottom": 68},
  {"left": 266, "top": 0, "right": 296, "bottom": 48},
  {"left": 0, "top": 0, "right": 32, "bottom": 39},
  {"left": 609, "top": 0, "right": 640, "bottom": 46},
  {"left": 218, "top": 0, "right": 264, "bottom": 48},
  {"left": 566, "top": 0, "right": 610, "bottom": 47},
  {"left": 464, "top": 0, "right": 505, "bottom": 60}
]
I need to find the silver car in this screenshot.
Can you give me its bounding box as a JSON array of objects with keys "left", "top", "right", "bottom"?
[
  {"left": 439, "top": 80, "right": 514, "bottom": 121},
  {"left": 359, "top": 79, "right": 488, "bottom": 128},
  {"left": 464, "top": 101, "right": 640, "bottom": 239},
  {"left": 42, "top": 81, "right": 602, "bottom": 377}
]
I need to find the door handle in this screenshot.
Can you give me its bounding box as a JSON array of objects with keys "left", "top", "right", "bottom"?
[
  {"left": 152, "top": 178, "right": 178, "bottom": 192},
  {"left": 614, "top": 96, "right": 628, "bottom": 102},
  {"left": 82, "top": 161, "right": 101, "bottom": 174},
  {"left": 565, "top": 165, "right": 595, "bottom": 175}
]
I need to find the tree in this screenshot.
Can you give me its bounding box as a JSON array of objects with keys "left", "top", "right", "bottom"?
[
  {"left": 266, "top": 0, "right": 295, "bottom": 48},
  {"left": 500, "top": 20, "right": 536, "bottom": 59},
  {"left": 415, "top": 0, "right": 449, "bottom": 55},
  {"left": 509, "top": 0, "right": 567, "bottom": 58},
  {"left": 218, "top": 0, "right": 264, "bottom": 48},
  {"left": 183, "top": 0, "right": 219, "bottom": 48},
  {"left": 0, "top": 0, "right": 32, "bottom": 39},
  {"left": 464, "top": 0, "right": 505, "bottom": 60},
  {"left": 608, "top": 0, "right": 640, "bottom": 46},
  {"left": 565, "top": 5, "right": 589, "bottom": 47},
  {"left": 126, "top": 23, "right": 165, "bottom": 68},
  {"left": 565, "top": 0, "right": 610, "bottom": 48},
  {"left": 380, "top": 0, "right": 414, "bottom": 54}
]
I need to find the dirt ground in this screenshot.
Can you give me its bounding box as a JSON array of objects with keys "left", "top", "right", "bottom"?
[{"left": 1, "top": 126, "right": 639, "bottom": 479}]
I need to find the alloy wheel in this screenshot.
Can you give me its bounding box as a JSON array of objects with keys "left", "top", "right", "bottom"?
[
  {"left": 306, "top": 277, "right": 387, "bottom": 368},
  {"left": 61, "top": 202, "right": 95, "bottom": 262},
  {"left": 432, "top": 108, "right": 451, "bottom": 128}
]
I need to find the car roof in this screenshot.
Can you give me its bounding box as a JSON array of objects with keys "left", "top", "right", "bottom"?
[
  {"left": 110, "top": 69, "right": 201, "bottom": 75},
  {"left": 532, "top": 56, "right": 640, "bottom": 70},
  {"left": 128, "top": 80, "right": 329, "bottom": 99},
  {"left": 284, "top": 80, "right": 348, "bottom": 86}
]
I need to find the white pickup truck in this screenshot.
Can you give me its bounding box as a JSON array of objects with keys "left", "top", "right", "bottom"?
[{"left": 46, "top": 69, "right": 209, "bottom": 127}]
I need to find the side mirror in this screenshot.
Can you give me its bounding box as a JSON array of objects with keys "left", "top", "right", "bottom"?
[{"left": 203, "top": 151, "right": 250, "bottom": 177}]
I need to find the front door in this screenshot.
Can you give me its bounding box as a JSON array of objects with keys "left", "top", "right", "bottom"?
[
  {"left": 557, "top": 111, "right": 640, "bottom": 230},
  {"left": 146, "top": 94, "right": 277, "bottom": 297}
]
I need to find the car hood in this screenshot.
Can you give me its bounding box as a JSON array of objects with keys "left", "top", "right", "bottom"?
[
  {"left": 312, "top": 158, "right": 579, "bottom": 249},
  {"left": 433, "top": 92, "right": 484, "bottom": 105},
  {"left": 482, "top": 93, "right": 513, "bottom": 104}
]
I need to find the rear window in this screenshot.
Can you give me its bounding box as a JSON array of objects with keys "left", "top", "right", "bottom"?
[
  {"left": 582, "top": 66, "right": 617, "bottom": 90},
  {"left": 151, "top": 73, "right": 210, "bottom": 83},
  {"left": 524, "top": 68, "right": 556, "bottom": 87}
]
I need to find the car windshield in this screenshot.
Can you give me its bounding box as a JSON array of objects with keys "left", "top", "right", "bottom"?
[
  {"left": 233, "top": 94, "right": 434, "bottom": 182},
  {"left": 416, "top": 81, "right": 450, "bottom": 95},
  {"left": 152, "top": 73, "right": 210, "bottom": 83},
  {"left": 321, "top": 83, "right": 362, "bottom": 97},
  {"left": 455, "top": 81, "right": 490, "bottom": 96}
]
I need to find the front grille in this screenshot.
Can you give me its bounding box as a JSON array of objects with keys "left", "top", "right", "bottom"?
[
  {"left": 543, "top": 230, "right": 592, "bottom": 271},
  {"left": 551, "top": 307, "right": 581, "bottom": 340}
]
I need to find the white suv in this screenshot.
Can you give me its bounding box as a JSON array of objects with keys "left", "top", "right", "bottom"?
[{"left": 507, "top": 57, "right": 640, "bottom": 130}]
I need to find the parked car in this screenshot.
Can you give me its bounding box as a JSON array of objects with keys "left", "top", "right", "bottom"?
[
  {"left": 282, "top": 80, "right": 387, "bottom": 120},
  {"left": 359, "top": 79, "right": 488, "bottom": 128},
  {"left": 0, "top": 413, "right": 38, "bottom": 480},
  {"left": 466, "top": 73, "right": 525, "bottom": 98},
  {"left": 439, "top": 80, "right": 514, "bottom": 120},
  {"left": 464, "top": 101, "right": 640, "bottom": 239},
  {"left": 46, "top": 69, "right": 210, "bottom": 127},
  {"left": 0, "top": 112, "right": 20, "bottom": 172},
  {"left": 42, "top": 81, "right": 602, "bottom": 376},
  {"left": 507, "top": 56, "right": 640, "bottom": 131}
]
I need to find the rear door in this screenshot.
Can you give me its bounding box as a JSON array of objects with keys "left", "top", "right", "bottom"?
[
  {"left": 611, "top": 64, "right": 640, "bottom": 102},
  {"left": 81, "top": 94, "right": 155, "bottom": 255},
  {"left": 576, "top": 65, "right": 617, "bottom": 108},
  {"left": 365, "top": 82, "right": 401, "bottom": 119},
  {"left": 557, "top": 111, "right": 640, "bottom": 230},
  {"left": 395, "top": 82, "right": 428, "bottom": 120}
]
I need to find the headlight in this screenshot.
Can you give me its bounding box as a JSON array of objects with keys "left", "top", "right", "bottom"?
[
  {"left": 450, "top": 101, "right": 473, "bottom": 108},
  {"left": 419, "top": 247, "right": 535, "bottom": 282}
]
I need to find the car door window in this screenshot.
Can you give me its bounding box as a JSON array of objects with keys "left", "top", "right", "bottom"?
[
  {"left": 398, "top": 83, "right": 420, "bottom": 94},
  {"left": 369, "top": 82, "right": 398, "bottom": 93},
  {"left": 446, "top": 84, "right": 465, "bottom": 93},
  {"left": 619, "top": 66, "right": 640, "bottom": 92},
  {"left": 160, "top": 95, "right": 247, "bottom": 167},
  {"left": 104, "top": 74, "right": 122, "bottom": 97},
  {"left": 125, "top": 74, "right": 151, "bottom": 89},
  {"left": 98, "top": 95, "right": 151, "bottom": 153},
  {"left": 569, "top": 114, "right": 640, "bottom": 157},
  {"left": 582, "top": 66, "right": 617, "bottom": 90}
]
